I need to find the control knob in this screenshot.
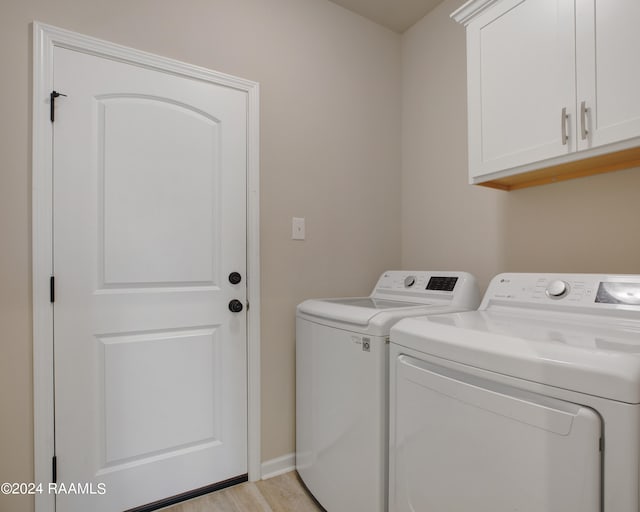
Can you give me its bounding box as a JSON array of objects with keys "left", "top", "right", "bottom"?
[
  {"left": 404, "top": 275, "right": 416, "bottom": 288},
  {"left": 546, "top": 280, "right": 569, "bottom": 299}
]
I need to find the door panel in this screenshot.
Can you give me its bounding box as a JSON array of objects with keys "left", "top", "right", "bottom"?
[
  {"left": 99, "top": 327, "right": 221, "bottom": 465},
  {"left": 53, "top": 46, "right": 247, "bottom": 512},
  {"left": 99, "top": 96, "right": 220, "bottom": 286}
]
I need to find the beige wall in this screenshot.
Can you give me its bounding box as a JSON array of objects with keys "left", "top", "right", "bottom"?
[
  {"left": 0, "top": 1, "right": 401, "bottom": 510},
  {"left": 401, "top": 0, "right": 640, "bottom": 291}
]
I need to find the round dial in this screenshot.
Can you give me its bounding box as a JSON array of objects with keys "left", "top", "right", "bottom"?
[
  {"left": 546, "top": 280, "right": 569, "bottom": 299},
  {"left": 404, "top": 275, "right": 416, "bottom": 288}
]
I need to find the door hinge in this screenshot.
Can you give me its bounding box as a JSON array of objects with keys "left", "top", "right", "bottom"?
[
  {"left": 52, "top": 456, "right": 57, "bottom": 484},
  {"left": 50, "top": 90, "right": 67, "bottom": 122},
  {"left": 50, "top": 276, "right": 55, "bottom": 303}
]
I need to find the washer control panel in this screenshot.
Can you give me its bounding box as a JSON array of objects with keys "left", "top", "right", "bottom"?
[
  {"left": 376, "top": 271, "right": 460, "bottom": 294},
  {"left": 371, "top": 271, "right": 480, "bottom": 308},
  {"left": 484, "top": 273, "right": 640, "bottom": 309}
]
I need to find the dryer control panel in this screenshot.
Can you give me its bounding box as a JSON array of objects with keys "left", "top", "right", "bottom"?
[{"left": 483, "top": 273, "right": 640, "bottom": 311}]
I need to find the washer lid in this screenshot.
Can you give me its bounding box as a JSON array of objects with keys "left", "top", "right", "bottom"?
[
  {"left": 297, "top": 297, "right": 425, "bottom": 326},
  {"left": 391, "top": 309, "right": 640, "bottom": 404}
]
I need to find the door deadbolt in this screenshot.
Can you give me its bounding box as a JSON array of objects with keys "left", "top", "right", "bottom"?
[
  {"left": 228, "top": 299, "right": 244, "bottom": 313},
  {"left": 229, "top": 272, "right": 242, "bottom": 285}
]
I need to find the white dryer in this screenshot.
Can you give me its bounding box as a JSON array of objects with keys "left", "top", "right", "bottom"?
[
  {"left": 296, "top": 270, "right": 480, "bottom": 512},
  {"left": 389, "top": 273, "right": 640, "bottom": 512}
]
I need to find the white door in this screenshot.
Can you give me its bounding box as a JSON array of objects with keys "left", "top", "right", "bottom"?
[
  {"left": 466, "top": 0, "right": 576, "bottom": 179},
  {"left": 52, "top": 46, "right": 248, "bottom": 512},
  {"left": 576, "top": 0, "right": 640, "bottom": 150}
]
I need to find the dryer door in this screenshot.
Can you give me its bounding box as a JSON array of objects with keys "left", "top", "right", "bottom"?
[{"left": 390, "top": 353, "right": 602, "bottom": 512}]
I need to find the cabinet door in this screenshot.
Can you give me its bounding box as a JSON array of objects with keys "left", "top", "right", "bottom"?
[
  {"left": 576, "top": 0, "right": 640, "bottom": 150},
  {"left": 466, "top": 0, "right": 576, "bottom": 180}
]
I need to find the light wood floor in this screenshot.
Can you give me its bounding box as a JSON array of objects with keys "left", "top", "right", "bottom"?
[{"left": 160, "top": 471, "right": 324, "bottom": 512}]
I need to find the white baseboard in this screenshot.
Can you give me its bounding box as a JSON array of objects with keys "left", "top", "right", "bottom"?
[{"left": 261, "top": 452, "right": 296, "bottom": 480}]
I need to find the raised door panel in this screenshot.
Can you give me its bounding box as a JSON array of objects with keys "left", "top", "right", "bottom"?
[
  {"left": 99, "top": 328, "right": 222, "bottom": 467},
  {"left": 466, "top": 0, "right": 576, "bottom": 180},
  {"left": 99, "top": 97, "right": 220, "bottom": 287},
  {"left": 576, "top": 0, "right": 640, "bottom": 150}
]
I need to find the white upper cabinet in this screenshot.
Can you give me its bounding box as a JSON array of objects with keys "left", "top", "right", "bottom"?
[
  {"left": 461, "top": 0, "right": 576, "bottom": 178},
  {"left": 576, "top": 0, "right": 640, "bottom": 151},
  {"left": 453, "top": 0, "right": 640, "bottom": 190}
]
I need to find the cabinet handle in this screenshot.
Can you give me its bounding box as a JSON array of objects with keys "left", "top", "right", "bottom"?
[
  {"left": 580, "top": 101, "right": 589, "bottom": 140},
  {"left": 561, "top": 107, "right": 568, "bottom": 145}
]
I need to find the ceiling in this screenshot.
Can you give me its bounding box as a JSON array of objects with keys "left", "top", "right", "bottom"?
[{"left": 327, "top": 0, "right": 445, "bottom": 33}]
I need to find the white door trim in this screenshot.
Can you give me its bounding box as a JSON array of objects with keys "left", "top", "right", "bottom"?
[{"left": 32, "top": 22, "right": 261, "bottom": 512}]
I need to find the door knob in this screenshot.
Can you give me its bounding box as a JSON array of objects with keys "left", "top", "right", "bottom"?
[
  {"left": 228, "top": 299, "right": 244, "bottom": 313},
  {"left": 229, "top": 272, "right": 242, "bottom": 285}
]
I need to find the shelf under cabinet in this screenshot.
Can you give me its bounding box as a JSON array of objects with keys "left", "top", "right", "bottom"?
[{"left": 477, "top": 146, "right": 640, "bottom": 191}]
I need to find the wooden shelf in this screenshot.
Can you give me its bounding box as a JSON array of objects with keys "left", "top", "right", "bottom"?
[{"left": 477, "top": 146, "right": 640, "bottom": 191}]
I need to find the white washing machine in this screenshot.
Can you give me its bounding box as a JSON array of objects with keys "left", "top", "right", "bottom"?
[
  {"left": 296, "top": 270, "right": 480, "bottom": 512},
  {"left": 389, "top": 272, "right": 640, "bottom": 512}
]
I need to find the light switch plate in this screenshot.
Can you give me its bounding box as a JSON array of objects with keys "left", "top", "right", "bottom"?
[{"left": 292, "top": 217, "right": 305, "bottom": 240}]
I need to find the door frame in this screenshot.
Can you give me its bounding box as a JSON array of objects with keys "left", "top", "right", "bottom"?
[{"left": 32, "top": 22, "right": 261, "bottom": 512}]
